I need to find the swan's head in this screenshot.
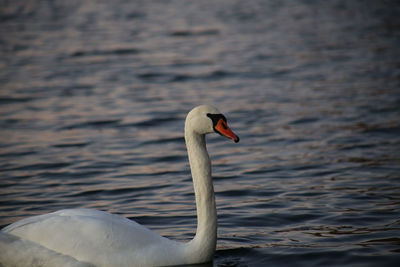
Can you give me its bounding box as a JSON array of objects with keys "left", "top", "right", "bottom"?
[{"left": 185, "top": 105, "right": 240, "bottom": 143}]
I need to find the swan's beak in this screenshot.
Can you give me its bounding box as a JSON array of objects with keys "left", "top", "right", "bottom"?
[{"left": 215, "top": 119, "right": 240, "bottom": 143}]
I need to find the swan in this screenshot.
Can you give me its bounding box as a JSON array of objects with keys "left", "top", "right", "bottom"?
[{"left": 1, "top": 105, "right": 240, "bottom": 267}]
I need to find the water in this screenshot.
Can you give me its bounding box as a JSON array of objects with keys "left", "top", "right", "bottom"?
[{"left": 1, "top": 0, "right": 400, "bottom": 266}]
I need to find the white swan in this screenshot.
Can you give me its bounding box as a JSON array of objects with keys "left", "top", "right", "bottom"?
[{"left": 1, "top": 105, "right": 239, "bottom": 267}]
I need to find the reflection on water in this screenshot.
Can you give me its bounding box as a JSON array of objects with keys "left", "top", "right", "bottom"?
[{"left": 1, "top": 0, "right": 400, "bottom": 266}]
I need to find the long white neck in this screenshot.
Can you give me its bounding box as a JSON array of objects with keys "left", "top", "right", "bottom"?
[{"left": 184, "top": 127, "right": 217, "bottom": 262}]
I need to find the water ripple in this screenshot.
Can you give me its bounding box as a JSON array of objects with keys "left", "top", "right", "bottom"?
[{"left": 1, "top": 0, "right": 399, "bottom": 266}]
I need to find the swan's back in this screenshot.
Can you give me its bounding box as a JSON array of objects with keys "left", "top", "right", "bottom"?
[
  {"left": 3, "top": 209, "right": 187, "bottom": 266},
  {"left": 0, "top": 231, "right": 94, "bottom": 267}
]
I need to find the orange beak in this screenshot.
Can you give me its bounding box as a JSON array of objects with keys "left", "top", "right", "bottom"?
[{"left": 214, "top": 119, "right": 240, "bottom": 143}]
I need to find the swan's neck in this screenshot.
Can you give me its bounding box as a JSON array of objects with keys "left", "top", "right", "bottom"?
[{"left": 184, "top": 129, "right": 217, "bottom": 261}]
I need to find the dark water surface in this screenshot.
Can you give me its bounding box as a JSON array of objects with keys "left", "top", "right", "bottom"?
[{"left": 1, "top": 0, "right": 400, "bottom": 266}]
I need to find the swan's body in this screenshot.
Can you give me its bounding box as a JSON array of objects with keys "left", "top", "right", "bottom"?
[{"left": 1, "top": 105, "right": 239, "bottom": 267}]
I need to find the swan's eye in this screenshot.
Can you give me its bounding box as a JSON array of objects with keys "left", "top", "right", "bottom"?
[{"left": 206, "top": 113, "right": 226, "bottom": 127}]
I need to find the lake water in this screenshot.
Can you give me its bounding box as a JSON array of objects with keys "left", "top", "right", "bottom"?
[{"left": 1, "top": 0, "right": 400, "bottom": 266}]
